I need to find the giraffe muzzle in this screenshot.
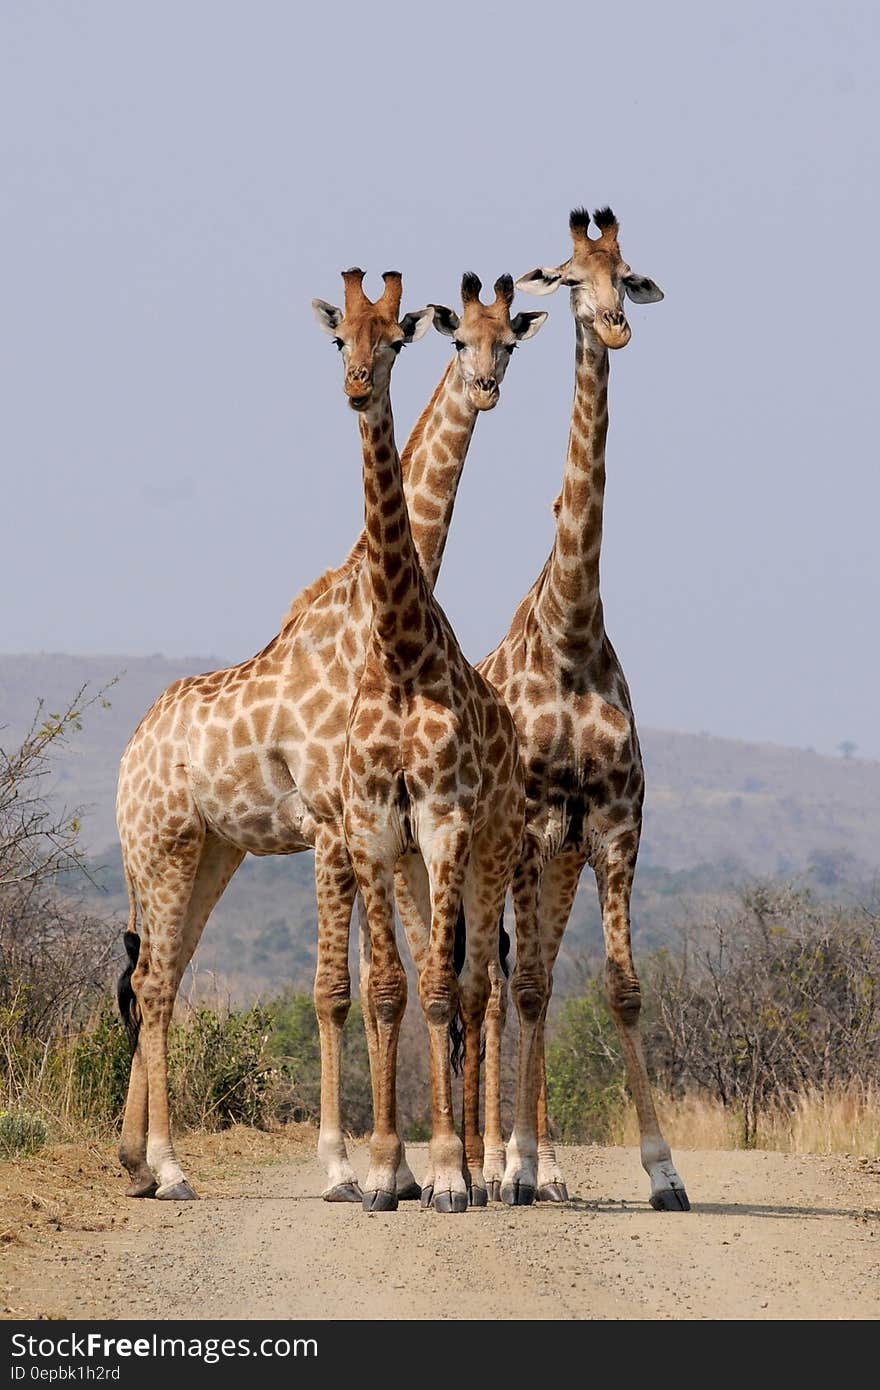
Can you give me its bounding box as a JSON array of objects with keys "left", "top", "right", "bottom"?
[
  {"left": 470, "top": 376, "right": 499, "bottom": 410},
  {"left": 345, "top": 369, "right": 373, "bottom": 410},
  {"left": 596, "top": 310, "right": 632, "bottom": 349}
]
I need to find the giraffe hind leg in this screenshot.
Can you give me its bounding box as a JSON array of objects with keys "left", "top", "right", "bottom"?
[
  {"left": 596, "top": 832, "right": 690, "bottom": 1213},
  {"left": 482, "top": 930, "right": 509, "bottom": 1202},
  {"left": 119, "top": 830, "right": 244, "bottom": 1199},
  {"left": 117, "top": 929, "right": 156, "bottom": 1196}
]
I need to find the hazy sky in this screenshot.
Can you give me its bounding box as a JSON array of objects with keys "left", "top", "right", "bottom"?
[{"left": 2, "top": 2, "right": 878, "bottom": 759}]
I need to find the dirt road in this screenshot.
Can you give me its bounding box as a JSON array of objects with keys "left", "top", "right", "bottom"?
[{"left": 2, "top": 1130, "right": 878, "bottom": 1320}]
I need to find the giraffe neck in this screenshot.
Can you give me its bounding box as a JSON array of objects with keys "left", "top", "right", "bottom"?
[
  {"left": 535, "top": 316, "right": 610, "bottom": 650},
  {"left": 400, "top": 361, "right": 478, "bottom": 590},
  {"left": 359, "top": 386, "right": 430, "bottom": 672}
]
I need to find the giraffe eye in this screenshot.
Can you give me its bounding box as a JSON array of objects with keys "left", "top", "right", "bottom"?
[
  {"left": 390, "top": 341, "right": 403, "bottom": 355},
  {"left": 453, "top": 340, "right": 465, "bottom": 352},
  {"left": 505, "top": 342, "right": 517, "bottom": 353},
  {"left": 332, "top": 337, "right": 344, "bottom": 351}
]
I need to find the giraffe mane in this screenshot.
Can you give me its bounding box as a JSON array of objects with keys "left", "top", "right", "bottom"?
[{"left": 279, "top": 533, "right": 368, "bottom": 632}]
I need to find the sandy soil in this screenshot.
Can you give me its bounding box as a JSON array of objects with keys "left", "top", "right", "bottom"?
[{"left": 2, "top": 1129, "right": 879, "bottom": 1321}]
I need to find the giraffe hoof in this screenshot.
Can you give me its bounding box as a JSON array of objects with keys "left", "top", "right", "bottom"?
[
  {"left": 156, "top": 1180, "right": 198, "bottom": 1201},
  {"left": 124, "top": 1178, "right": 158, "bottom": 1198},
  {"left": 650, "top": 1185, "right": 691, "bottom": 1212},
  {"left": 486, "top": 1180, "right": 502, "bottom": 1203},
  {"left": 397, "top": 1181, "right": 423, "bottom": 1201},
  {"left": 501, "top": 1180, "right": 535, "bottom": 1207},
  {"left": 537, "top": 1182, "right": 569, "bottom": 1203},
  {"left": 433, "top": 1190, "right": 469, "bottom": 1214},
  {"left": 323, "top": 1182, "right": 363, "bottom": 1203},
  {"left": 468, "top": 1185, "right": 488, "bottom": 1208},
  {"left": 363, "top": 1189, "right": 398, "bottom": 1213},
  {"left": 420, "top": 1184, "right": 434, "bottom": 1209}
]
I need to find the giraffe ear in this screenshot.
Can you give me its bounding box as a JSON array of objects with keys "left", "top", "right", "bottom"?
[
  {"left": 312, "top": 299, "right": 344, "bottom": 334},
  {"left": 622, "top": 274, "right": 664, "bottom": 304},
  {"left": 428, "top": 304, "right": 460, "bottom": 337},
  {"left": 515, "top": 265, "right": 566, "bottom": 297},
  {"left": 399, "top": 306, "right": 434, "bottom": 343},
  {"left": 511, "top": 310, "right": 548, "bottom": 341}
]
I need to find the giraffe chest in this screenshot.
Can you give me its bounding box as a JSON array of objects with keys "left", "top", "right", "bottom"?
[
  {"left": 344, "top": 681, "right": 483, "bottom": 826},
  {"left": 492, "top": 676, "right": 642, "bottom": 859}
]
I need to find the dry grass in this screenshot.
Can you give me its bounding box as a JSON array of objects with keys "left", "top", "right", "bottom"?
[
  {"left": 0, "top": 1031, "right": 116, "bottom": 1148},
  {"left": 614, "top": 1083, "right": 880, "bottom": 1156}
]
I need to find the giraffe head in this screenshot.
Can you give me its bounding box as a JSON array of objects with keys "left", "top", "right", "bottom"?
[
  {"left": 312, "top": 269, "right": 433, "bottom": 411},
  {"left": 429, "top": 273, "right": 547, "bottom": 410},
  {"left": 516, "top": 208, "right": 663, "bottom": 349}
]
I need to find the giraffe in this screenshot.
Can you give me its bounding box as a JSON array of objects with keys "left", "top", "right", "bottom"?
[
  {"left": 114, "top": 268, "right": 547, "bottom": 1203},
  {"left": 317, "top": 267, "right": 546, "bottom": 1213},
  {"left": 474, "top": 207, "right": 691, "bottom": 1211}
]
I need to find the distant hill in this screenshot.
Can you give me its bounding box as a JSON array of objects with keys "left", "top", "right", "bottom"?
[
  {"left": 2, "top": 651, "right": 877, "bottom": 875},
  {"left": 3, "top": 652, "right": 878, "bottom": 995}
]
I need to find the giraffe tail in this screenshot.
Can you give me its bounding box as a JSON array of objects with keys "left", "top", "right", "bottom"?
[
  {"left": 117, "top": 858, "right": 142, "bottom": 1055},
  {"left": 498, "top": 913, "right": 511, "bottom": 980},
  {"left": 450, "top": 905, "right": 467, "bottom": 1076}
]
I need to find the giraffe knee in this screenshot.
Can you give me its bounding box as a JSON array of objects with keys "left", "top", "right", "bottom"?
[
  {"left": 605, "top": 959, "right": 641, "bottom": 1024},
  {"left": 423, "top": 996, "right": 455, "bottom": 1027},
  {"left": 371, "top": 965, "right": 407, "bottom": 1025},
  {"left": 511, "top": 967, "right": 547, "bottom": 1023},
  {"left": 374, "top": 995, "right": 406, "bottom": 1026},
  {"left": 460, "top": 978, "right": 490, "bottom": 1021},
  {"left": 419, "top": 970, "right": 458, "bottom": 1027},
  {"left": 314, "top": 968, "right": 352, "bottom": 1027}
]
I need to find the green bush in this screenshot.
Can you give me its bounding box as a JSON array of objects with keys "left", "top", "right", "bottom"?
[
  {"left": 70, "top": 1005, "right": 132, "bottom": 1122},
  {"left": 268, "top": 992, "right": 373, "bottom": 1136},
  {"left": 545, "top": 980, "right": 629, "bottom": 1143},
  {"left": 169, "top": 1005, "right": 275, "bottom": 1130},
  {"left": 0, "top": 1109, "right": 48, "bottom": 1157}
]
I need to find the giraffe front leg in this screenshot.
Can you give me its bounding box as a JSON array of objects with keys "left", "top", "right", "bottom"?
[
  {"left": 456, "top": 936, "right": 489, "bottom": 1209},
  {"left": 418, "top": 834, "right": 470, "bottom": 1214},
  {"left": 359, "top": 891, "right": 421, "bottom": 1200},
  {"left": 314, "top": 829, "right": 361, "bottom": 1202},
  {"left": 597, "top": 830, "right": 690, "bottom": 1212},
  {"left": 535, "top": 1023, "right": 568, "bottom": 1202},
  {"left": 391, "top": 853, "right": 433, "bottom": 1200},
  {"left": 459, "top": 825, "right": 520, "bottom": 1208},
  {"left": 354, "top": 858, "right": 405, "bottom": 1212},
  {"left": 482, "top": 954, "right": 508, "bottom": 1202},
  {"left": 501, "top": 848, "right": 547, "bottom": 1207}
]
